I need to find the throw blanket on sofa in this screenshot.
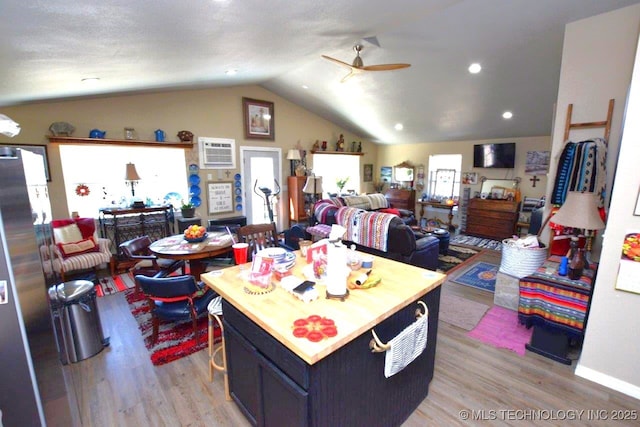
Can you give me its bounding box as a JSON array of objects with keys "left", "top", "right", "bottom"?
[
  {"left": 336, "top": 207, "right": 394, "bottom": 252},
  {"left": 368, "top": 193, "right": 389, "bottom": 210},
  {"left": 342, "top": 195, "right": 374, "bottom": 210},
  {"left": 314, "top": 199, "right": 342, "bottom": 224}
]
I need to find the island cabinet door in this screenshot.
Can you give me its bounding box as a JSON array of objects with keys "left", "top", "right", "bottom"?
[{"left": 225, "top": 322, "right": 309, "bottom": 427}]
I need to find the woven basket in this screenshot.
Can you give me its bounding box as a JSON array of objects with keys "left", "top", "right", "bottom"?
[{"left": 499, "top": 238, "right": 547, "bottom": 278}]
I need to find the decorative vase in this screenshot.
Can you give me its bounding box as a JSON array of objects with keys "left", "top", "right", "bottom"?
[{"left": 181, "top": 208, "right": 196, "bottom": 218}]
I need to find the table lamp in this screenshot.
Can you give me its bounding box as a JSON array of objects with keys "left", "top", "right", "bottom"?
[
  {"left": 125, "top": 162, "right": 141, "bottom": 197},
  {"left": 550, "top": 191, "right": 605, "bottom": 277},
  {"left": 302, "top": 175, "right": 323, "bottom": 223},
  {"left": 286, "top": 149, "right": 301, "bottom": 176}
]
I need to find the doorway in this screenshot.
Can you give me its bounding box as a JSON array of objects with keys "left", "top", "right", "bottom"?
[{"left": 240, "top": 147, "right": 282, "bottom": 230}]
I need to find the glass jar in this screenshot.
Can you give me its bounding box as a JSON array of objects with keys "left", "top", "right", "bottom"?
[{"left": 568, "top": 247, "right": 586, "bottom": 280}]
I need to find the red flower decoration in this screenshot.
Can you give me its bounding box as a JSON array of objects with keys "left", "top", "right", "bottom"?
[
  {"left": 291, "top": 315, "right": 337, "bottom": 341},
  {"left": 75, "top": 184, "right": 90, "bottom": 197}
]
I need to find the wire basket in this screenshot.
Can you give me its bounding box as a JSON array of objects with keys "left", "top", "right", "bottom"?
[{"left": 499, "top": 238, "right": 547, "bottom": 278}]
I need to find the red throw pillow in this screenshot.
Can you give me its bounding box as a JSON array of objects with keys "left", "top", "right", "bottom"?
[
  {"left": 74, "top": 217, "right": 96, "bottom": 239},
  {"left": 379, "top": 208, "right": 401, "bottom": 216},
  {"left": 56, "top": 236, "right": 99, "bottom": 258}
]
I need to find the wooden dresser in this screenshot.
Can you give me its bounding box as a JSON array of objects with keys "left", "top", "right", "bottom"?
[
  {"left": 466, "top": 198, "right": 518, "bottom": 240},
  {"left": 288, "top": 176, "right": 308, "bottom": 226},
  {"left": 384, "top": 188, "right": 416, "bottom": 211}
]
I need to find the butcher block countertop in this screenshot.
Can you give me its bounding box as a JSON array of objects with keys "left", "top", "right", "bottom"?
[{"left": 201, "top": 251, "right": 445, "bottom": 365}]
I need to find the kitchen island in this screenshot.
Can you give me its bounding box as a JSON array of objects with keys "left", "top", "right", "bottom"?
[{"left": 201, "top": 252, "right": 445, "bottom": 427}]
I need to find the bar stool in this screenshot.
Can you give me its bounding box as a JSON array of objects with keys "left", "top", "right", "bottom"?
[{"left": 208, "top": 297, "right": 230, "bottom": 401}]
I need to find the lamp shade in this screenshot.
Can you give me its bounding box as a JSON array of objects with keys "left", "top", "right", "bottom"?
[
  {"left": 302, "top": 176, "right": 323, "bottom": 194},
  {"left": 125, "top": 162, "right": 141, "bottom": 181},
  {"left": 286, "top": 149, "right": 301, "bottom": 161},
  {"left": 551, "top": 191, "right": 605, "bottom": 231}
]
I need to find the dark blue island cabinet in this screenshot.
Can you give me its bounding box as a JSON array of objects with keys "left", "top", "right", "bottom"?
[{"left": 203, "top": 253, "right": 445, "bottom": 427}]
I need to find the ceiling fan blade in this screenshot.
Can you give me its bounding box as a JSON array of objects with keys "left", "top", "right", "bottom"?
[
  {"left": 361, "top": 63, "right": 411, "bottom": 71},
  {"left": 321, "top": 55, "right": 353, "bottom": 70}
]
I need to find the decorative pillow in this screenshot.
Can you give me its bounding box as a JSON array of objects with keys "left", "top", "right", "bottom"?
[
  {"left": 56, "top": 236, "right": 99, "bottom": 258},
  {"left": 52, "top": 221, "right": 83, "bottom": 244},
  {"left": 74, "top": 217, "right": 96, "bottom": 239},
  {"left": 379, "top": 208, "right": 401, "bottom": 216}
]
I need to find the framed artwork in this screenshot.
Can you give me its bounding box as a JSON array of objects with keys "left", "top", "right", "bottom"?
[
  {"left": 207, "top": 182, "right": 234, "bottom": 214},
  {"left": 380, "top": 166, "right": 392, "bottom": 183},
  {"left": 363, "top": 164, "right": 373, "bottom": 182},
  {"left": 461, "top": 172, "right": 478, "bottom": 185},
  {"left": 243, "top": 97, "right": 274, "bottom": 140},
  {"left": 0, "top": 143, "right": 50, "bottom": 181},
  {"left": 525, "top": 150, "right": 551, "bottom": 175}
]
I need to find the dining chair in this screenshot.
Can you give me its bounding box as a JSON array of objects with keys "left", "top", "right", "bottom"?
[
  {"left": 134, "top": 274, "right": 217, "bottom": 345},
  {"left": 120, "top": 235, "right": 185, "bottom": 292},
  {"left": 236, "top": 223, "right": 282, "bottom": 261}
]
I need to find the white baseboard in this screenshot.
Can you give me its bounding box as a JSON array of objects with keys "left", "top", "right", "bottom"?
[{"left": 575, "top": 365, "right": 640, "bottom": 400}]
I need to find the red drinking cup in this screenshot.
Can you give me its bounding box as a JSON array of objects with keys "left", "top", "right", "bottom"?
[{"left": 233, "top": 243, "right": 249, "bottom": 265}]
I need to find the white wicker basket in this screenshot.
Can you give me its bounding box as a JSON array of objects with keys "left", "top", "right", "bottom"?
[{"left": 499, "top": 238, "right": 547, "bottom": 278}]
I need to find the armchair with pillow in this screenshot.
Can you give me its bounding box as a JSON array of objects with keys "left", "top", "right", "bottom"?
[{"left": 41, "top": 218, "right": 114, "bottom": 281}]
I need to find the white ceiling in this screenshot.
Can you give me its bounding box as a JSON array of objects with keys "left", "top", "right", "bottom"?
[{"left": 2, "top": 0, "right": 638, "bottom": 144}]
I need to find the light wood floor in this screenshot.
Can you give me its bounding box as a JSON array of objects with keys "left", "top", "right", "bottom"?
[{"left": 61, "top": 251, "right": 639, "bottom": 426}]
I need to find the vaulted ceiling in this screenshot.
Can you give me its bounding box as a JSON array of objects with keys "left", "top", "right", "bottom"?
[{"left": 2, "top": 0, "right": 638, "bottom": 143}]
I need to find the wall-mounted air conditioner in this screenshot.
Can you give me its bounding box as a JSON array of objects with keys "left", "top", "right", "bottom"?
[{"left": 198, "top": 137, "right": 236, "bottom": 169}]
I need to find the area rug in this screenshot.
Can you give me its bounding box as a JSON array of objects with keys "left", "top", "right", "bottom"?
[
  {"left": 95, "top": 272, "right": 136, "bottom": 297},
  {"left": 467, "top": 306, "right": 533, "bottom": 356},
  {"left": 124, "top": 289, "right": 220, "bottom": 366},
  {"left": 450, "top": 234, "right": 503, "bottom": 251},
  {"left": 437, "top": 245, "right": 480, "bottom": 273},
  {"left": 452, "top": 261, "right": 498, "bottom": 292},
  {"left": 439, "top": 293, "right": 490, "bottom": 331}
]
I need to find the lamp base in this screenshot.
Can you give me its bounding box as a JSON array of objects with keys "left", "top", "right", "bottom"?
[{"left": 131, "top": 201, "right": 145, "bottom": 209}]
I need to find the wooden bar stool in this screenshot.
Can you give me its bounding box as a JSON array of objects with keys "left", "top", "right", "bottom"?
[{"left": 208, "top": 298, "right": 230, "bottom": 400}]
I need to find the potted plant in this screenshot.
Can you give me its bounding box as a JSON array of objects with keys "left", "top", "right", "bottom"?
[
  {"left": 336, "top": 177, "right": 349, "bottom": 195},
  {"left": 181, "top": 202, "right": 196, "bottom": 218}
]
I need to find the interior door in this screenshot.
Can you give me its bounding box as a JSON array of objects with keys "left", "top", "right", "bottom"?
[{"left": 240, "top": 147, "right": 282, "bottom": 230}]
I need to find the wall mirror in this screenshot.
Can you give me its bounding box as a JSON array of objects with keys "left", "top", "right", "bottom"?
[
  {"left": 394, "top": 161, "right": 414, "bottom": 183},
  {"left": 479, "top": 177, "right": 520, "bottom": 199}
]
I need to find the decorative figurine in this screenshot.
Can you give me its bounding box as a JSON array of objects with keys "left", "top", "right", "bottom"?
[
  {"left": 177, "top": 130, "right": 194, "bottom": 142},
  {"left": 312, "top": 140, "right": 320, "bottom": 152},
  {"left": 322, "top": 140, "right": 327, "bottom": 151},
  {"left": 351, "top": 141, "right": 356, "bottom": 152},
  {"left": 357, "top": 141, "right": 362, "bottom": 152},
  {"left": 49, "top": 121, "right": 75, "bottom": 136},
  {"left": 336, "top": 134, "right": 345, "bottom": 152}
]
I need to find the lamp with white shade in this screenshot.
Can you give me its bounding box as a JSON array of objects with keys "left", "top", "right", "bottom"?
[
  {"left": 550, "top": 191, "right": 605, "bottom": 278},
  {"left": 286, "top": 149, "right": 301, "bottom": 176}
]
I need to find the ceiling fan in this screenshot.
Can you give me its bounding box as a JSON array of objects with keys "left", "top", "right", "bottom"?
[{"left": 322, "top": 44, "right": 411, "bottom": 83}]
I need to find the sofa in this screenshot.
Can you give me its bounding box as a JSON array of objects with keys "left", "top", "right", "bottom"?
[
  {"left": 327, "top": 206, "right": 439, "bottom": 271},
  {"left": 313, "top": 194, "right": 416, "bottom": 226}
]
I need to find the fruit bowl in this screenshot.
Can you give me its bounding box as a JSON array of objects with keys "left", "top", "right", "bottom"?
[{"left": 185, "top": 232, "right": 207, "bottom": 243}]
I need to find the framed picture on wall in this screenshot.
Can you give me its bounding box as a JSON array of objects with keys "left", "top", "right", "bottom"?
[
  {"left": 243, "top": 97, "right": 275, "bottom": 140},
  {"left": 207, "top": 182, "right": 234, "bottom": 214},
  {"left": 363, "top": 164, "right": 373, "bottom": 182},
  {"left": 461, "top": 172, "right": 478, "bottom": 185}
]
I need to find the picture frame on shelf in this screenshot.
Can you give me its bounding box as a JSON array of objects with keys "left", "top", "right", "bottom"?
[
  {"left": 243, "top": 97, "right": 274, "bottom": 140},
  {"left": 1, "top": 143, "right": 50, "bottom": 181},
  {"left": 461, "top": 172, "right": 478, "bottom": 185}
]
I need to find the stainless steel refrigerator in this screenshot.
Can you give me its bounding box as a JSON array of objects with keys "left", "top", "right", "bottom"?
[{"left": 0, "top": 147, "right": 75, "bottom": 426}]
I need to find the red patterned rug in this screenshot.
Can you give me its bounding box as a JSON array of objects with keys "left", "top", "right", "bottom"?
[
  {"left": 95, "top": 272, "right": 136, "bottom": 297},
  {"left": 124, "top": 289, "right": 221, "bottom": 366}
]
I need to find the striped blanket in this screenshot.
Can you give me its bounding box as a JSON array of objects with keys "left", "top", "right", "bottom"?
[
  {"left": 368, "top": 193, "right": 389, "bottom": 210},
  {"left": 517, "top": 260, "right": 593, "bottom": 339},
  {"left": 335, "top": 207, "right": 395, "bottom": 252},
  {"left": 551, "top": 138, "right": 607, "bottom": 207},
  {"left": 342, "top": 195, "right": 374, "bottom": 210}
]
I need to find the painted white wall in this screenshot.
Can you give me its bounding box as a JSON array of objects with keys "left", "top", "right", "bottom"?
[{"left": 547, "top": 4, "right": 640, "bottom": 399}]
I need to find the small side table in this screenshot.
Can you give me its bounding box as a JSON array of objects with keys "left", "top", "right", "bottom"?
[{"left": 177, "top": 217, "right": 202, "bottom": 233}]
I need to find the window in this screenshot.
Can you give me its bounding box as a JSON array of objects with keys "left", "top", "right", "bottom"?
[
  {"left": 59, "top": 145, "right": 188, "bottom": 218},
  {"left": 312, "top": 154, "right": 361, "bottom": 196},
  {"left": 426, "top": 154, "right": 462, "bottom": 201}
]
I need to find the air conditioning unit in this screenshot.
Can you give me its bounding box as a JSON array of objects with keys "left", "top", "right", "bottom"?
[{"left": 198, "top": 137, "right": 236, "bottom": 169}]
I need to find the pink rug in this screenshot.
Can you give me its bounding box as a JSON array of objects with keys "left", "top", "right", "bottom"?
[{"left": 467, "top": 306, "right": 533, "bottom": 356}]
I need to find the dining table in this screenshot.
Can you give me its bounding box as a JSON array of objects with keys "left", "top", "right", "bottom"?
[{"left": 148, "top": 231, "right": 234, "bottom": 279}]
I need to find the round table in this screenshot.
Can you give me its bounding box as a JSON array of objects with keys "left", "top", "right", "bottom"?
[{"left": 149, "top": 232, "right": 234, "bottom": 279}]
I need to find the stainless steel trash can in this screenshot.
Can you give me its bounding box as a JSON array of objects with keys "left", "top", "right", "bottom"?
[{"left": 49, "top": 280, "right": 109, "bottom": 364}]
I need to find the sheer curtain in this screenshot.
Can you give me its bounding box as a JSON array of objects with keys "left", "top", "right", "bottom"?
[{"left": 59, "top": 145, "right": 188, "bottom": 218}]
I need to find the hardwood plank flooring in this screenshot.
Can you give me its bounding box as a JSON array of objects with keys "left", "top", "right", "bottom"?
[{"left": 61, "top": 256, "right": 638, "bottom": 426}]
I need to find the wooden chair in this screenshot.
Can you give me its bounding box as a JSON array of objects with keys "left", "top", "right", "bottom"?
[
  {"left": 134, "top": 275, "right": 217, "bottom": 345},
  {"left": 120, "top": 236, "right": 185, "bottom": 292},
  {"left": 236, "top": 223, "right": 281, "bottom": 261}
]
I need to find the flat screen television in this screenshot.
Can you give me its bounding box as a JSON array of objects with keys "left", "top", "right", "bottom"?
[{"left": 473, "top": 142, "right": 516, "bottom": 168}]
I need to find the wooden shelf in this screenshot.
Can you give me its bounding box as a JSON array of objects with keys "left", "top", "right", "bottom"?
[
  {"left": 310, "top": 150, "right": 364, "bottom": 156},
  {"left": 47, "top": 136, "right": 194, "bottom": 149}
]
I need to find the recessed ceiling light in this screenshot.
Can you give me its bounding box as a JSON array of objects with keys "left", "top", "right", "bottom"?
[
  {"left": 225, "top": 69, "right": 237, "bottom": 76},
  {"left": 394, "top": 123, "right": 404, "bottom": 131},
  {"left": 81, "top": 77, "right": 100, "bottom": 84},
  {"left": 502, "top": 111, "right": 513, "bottom": 119},
  {"left": 302, "top": 85, "right": 309, "bottom": 90},
  {"left": 468, "top": 63, "right": 481, "bottom": 74}
]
